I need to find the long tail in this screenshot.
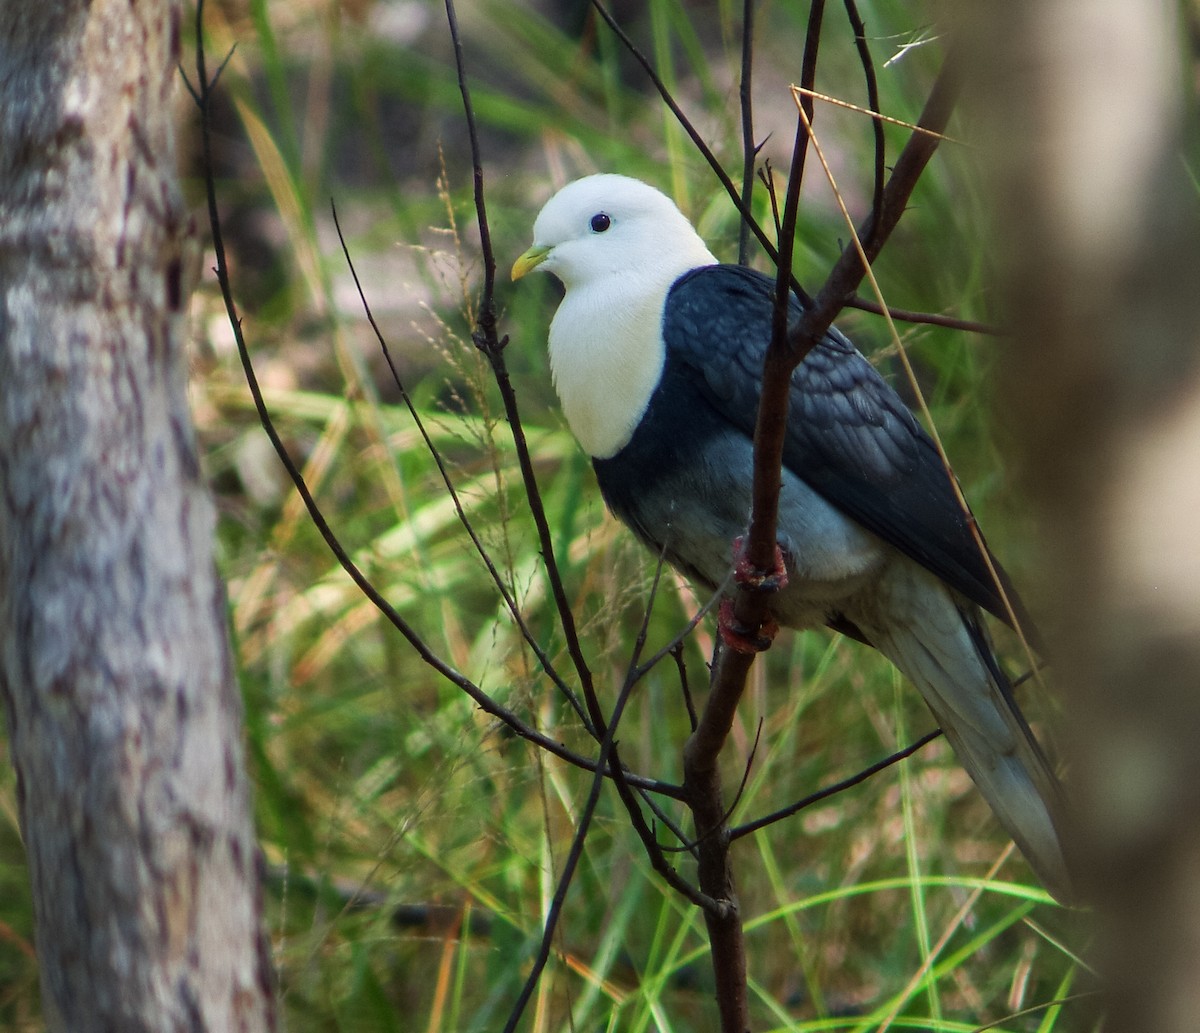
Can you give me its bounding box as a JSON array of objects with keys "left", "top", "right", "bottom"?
[{"left": 861, "top": 570, "right": 1071, "bottom": 902}]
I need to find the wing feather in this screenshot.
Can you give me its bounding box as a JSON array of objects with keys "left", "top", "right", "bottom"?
[{"left": 663, "top": 264, "right": 1033, "bottom": 634}]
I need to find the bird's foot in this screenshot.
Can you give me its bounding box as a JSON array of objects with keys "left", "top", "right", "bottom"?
[
  {"left": 718, "top": 599, "right": 780, "bottom": 654},
  {"left": 720, "top": 537, "right": 788, "bottom": 652},
  {"left": 731, "top": 536, "right": 789, "bottom": 593}
]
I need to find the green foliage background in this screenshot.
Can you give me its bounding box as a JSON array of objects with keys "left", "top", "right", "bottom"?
[{"left": 0, "top": 1, "right": 1089, "bottom": 1030}]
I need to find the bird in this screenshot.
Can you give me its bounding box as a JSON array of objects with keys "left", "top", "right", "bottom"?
[{"left": 511, "top": 173, "right": 1070, "bottom": 902}]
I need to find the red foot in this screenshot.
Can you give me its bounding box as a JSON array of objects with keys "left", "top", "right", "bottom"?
[
  {"left": 718, "top": 599, "right": 780, "bottom": 654},
  {"left": 731, "top": 536, "right": 789, "bottom": 593}
]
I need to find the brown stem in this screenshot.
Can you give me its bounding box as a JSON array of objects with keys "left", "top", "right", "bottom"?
[
  {"left": 677, "top": 43, "right": 963, "bottom": 1033},
  {"left": 684, "top": 699, "right": 752, "bottom": 1032}
]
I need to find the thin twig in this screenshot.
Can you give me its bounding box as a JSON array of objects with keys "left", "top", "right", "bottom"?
[
  {"left": 191, "top": 0, "right": 680, "bottom": 801},
  {"left": 606, "top": 556, "right": 722, "bottom": 909},
  {"left": 631, "top": 580, "right": 726, "bottom": 683},
  {"left": 791, "top": 0, "right": 826, "bottom": 206},
  {"left": 727, "top": 662, "right": 1043, "bottom": 841},
  {"left": 444, "top": 0, "right": 609, "bottom": 740},
  {"left": 442, "top": 11, "right": 723, "bottom": 1021},
  {"left": 672, "top": 642, "right": 699, "bottom": 732},
  {"left": 846, "top": 295, "right": 1002, "bottom": 335},
  {"left": 637, "top": 791, "right": 696, "bottom": 859},
  {"left": 753, "top": 85, "right": 989, "bottom": 335},
  {"left": 680, "top": 47, "right": 961, "bottom": 1033},
  {"left": 843, "top": 0, "right": 885, "bottom": 245},
  {"left": 729, "top": 730, "right": 942, "bottom": 840},
  {"left": 662, "top": 717, "right": 764, "bottom": 854},
  {"left": 740, "top": 0, "right": 824, "bottom": 581},
  {"left": 329, "top": 199, "right": 594, "bottom": 735},
  {"left": 726, "top": 717, "right": 764, "bottom": 821},
  {"left": 737, "top": 0, "right": 756, "bottom": 266},
  {"left": 589, "top": 0, "right": 814, "bottom": 306},
  {"left": 798, "top": 47, "right": 962, "bottom": 338},
  {"left": 758, "top": 162, "right": 782, "bottom": 238},
  {"left": 736, "top": 0, "right": 825, "bottom": 584},
  {"left": 443, "top": 0, "right": 495, "bottom": 315},
  {"left": 499, "top": 623, "right": 643, "bottom": 1033}
]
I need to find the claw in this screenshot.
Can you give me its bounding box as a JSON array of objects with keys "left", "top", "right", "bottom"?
[
  {"left": 731, "top": 535, "right": 789, "bottom": 593},
  {"left": 718, "top": 598, "right": 780, "bottom": 654}
]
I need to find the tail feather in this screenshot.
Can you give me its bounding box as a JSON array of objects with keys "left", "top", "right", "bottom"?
[
  {"left": 925, "top": 663, "right": 1070, "bottom": 902},
  {"left": 858, "top": 567, "right": 1071, "bottom": 902}
]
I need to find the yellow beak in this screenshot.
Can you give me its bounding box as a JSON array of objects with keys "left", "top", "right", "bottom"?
[{"left": 511, "top": 244, "right": 551, "bottom": 281}]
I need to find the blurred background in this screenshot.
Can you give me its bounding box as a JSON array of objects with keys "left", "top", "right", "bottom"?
[{"left": 0, "top": 1, "right": 1089, "bottom": 1029}]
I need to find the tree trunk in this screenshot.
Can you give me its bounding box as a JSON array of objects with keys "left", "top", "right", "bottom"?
[
  {"left": 970, "top": 1, "right": 1200, "bottom": 1028},
  {"left": 0, "top": 1, "right": 277, "bottom": 1029}
]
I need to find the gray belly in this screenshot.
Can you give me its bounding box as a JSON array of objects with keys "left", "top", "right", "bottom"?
[{"left": 605, "top": 434, "right": 886, "bottom": 630}]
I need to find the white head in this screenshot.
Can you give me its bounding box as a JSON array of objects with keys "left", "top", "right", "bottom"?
[
  {"left": 513, "top": 175, "right": 718, "bottom": 457},
  {"left": 512, "top": 174, "right": 717, "bottom": 288}
]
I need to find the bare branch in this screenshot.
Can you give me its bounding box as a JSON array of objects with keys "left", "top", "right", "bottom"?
[
  {"left": 682, "top": 44, "right": 961, "bottom": 1033},
  {"left": 737, "top": 0, "right": 756, "bottom": 266},
  {"left": 329, "top": 199, "right": 594, "bottom": 735},
  {"left": 499, "top": 635, "right": 638, "bottom": 1033},
  {"left": 729, "top": 730, "right": 942, "bottom": 841},
  {"left": 846, "top": 295, "right": 1002, "bottom": 336},
  {"left": 727, "top": 664, "right": 1044, "bottom": 842},
  {"left": 445, "top": 0, "right": 611, "bottom": 741},
  {"left": 802, "top": 47, "right": 962, "bottom": 336},
  {"left": 589, "top": 0, "right": 814, "bottom": 306},
  {"left": 193, "top": 4, "right": 680, "bottom": 802},
  {"left": 631, "top": 579, "right": 725, "bottom": 684},
  {"left": 608, "top": 553, "right": 721, "bottom": 907},
  {"left": 843, "top": 0, "right": 885, "bottom": 244},
  {"left": 443, "top": 0, "right": 496, "bottom": 317},
  {"left": 499, "top": 539, "right": 723, "bottom": 1031},
  {"left": 758, "top": 161, "right": 783, "bottom": 238},
  {"left": 705, "top": 42, "right": 960, "bottom": 794},
  {"left": 672, "top": 641, "right": 700, "bottom": 732}
]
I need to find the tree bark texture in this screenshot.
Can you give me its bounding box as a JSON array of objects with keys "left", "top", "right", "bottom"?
[
  {"left": 969, "top": 1, "right": 1200, "bottom": 1028},
  {"left": 0, "top": 1, "right": 277, "bottom": 1030}
]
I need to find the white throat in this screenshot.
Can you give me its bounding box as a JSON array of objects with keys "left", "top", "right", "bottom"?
[
  {"left": 549, "top": 264, "right": 698, "bottom": 458},
  {"left": 527, "top": 174, "right": 719, "bottom": 457}
]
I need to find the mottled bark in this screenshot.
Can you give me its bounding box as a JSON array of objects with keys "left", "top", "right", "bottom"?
[
  {"left": 0, "top": 1, "right": 277, "bottom": 1030},
  {"left": 970, "top": 1, "right": 1200, "bottom": 1028}
]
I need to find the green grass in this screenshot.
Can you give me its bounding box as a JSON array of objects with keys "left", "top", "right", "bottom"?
[{"left": 0, "top": 1, "right": 1092, "bottom": 1030}]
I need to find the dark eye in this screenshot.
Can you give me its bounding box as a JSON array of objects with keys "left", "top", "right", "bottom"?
[{"left": 590, "top": 212, "right": 612, "bottom": 233}]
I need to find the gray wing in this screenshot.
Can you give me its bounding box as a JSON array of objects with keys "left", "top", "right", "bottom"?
[{"left": 662, "top": 264, "right": 1033, "bottom": 634}]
